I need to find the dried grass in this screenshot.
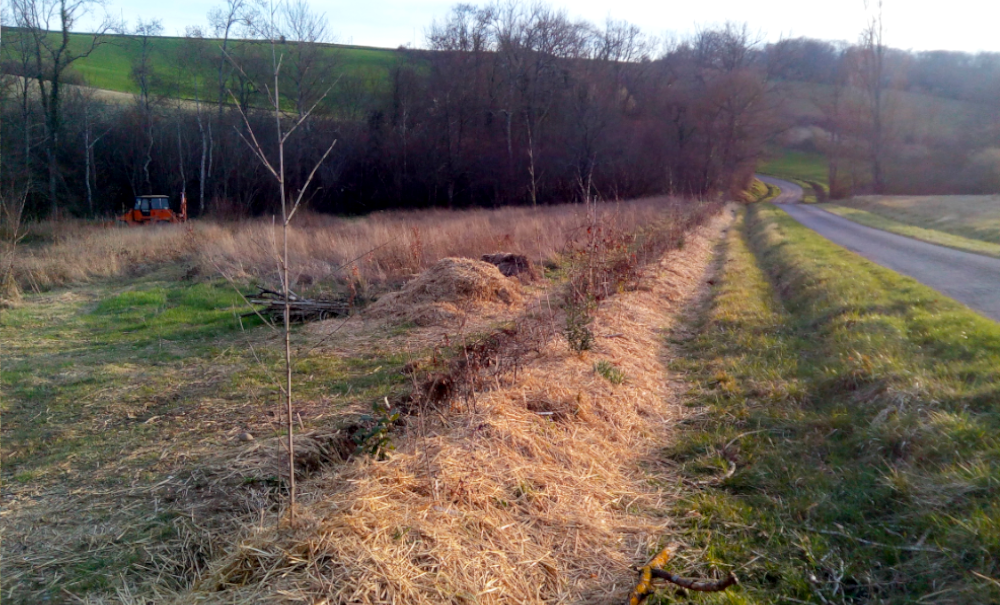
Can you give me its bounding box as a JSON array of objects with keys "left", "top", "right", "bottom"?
[
  {"left": 366, "top": 257, "right": 523, "bottom": 326},
  {"left": 3, "top": 198, "right": 726, "bottom": 604},
  {"left": 177, "top": 209, "right": 733, "bottom": 605},
  {"left": 11, "top": 198, "right": 687, "bottom": 292}
]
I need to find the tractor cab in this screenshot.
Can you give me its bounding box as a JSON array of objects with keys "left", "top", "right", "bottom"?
[
  {"left": 119, "top": 193, "right": 188, "bottom": 226},
  {"left": 135, "top": 195, "right": 168, "bottom": 216}
]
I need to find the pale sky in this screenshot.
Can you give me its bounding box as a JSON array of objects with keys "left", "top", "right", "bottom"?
[{"left": 79, "top": 0, "right": 1000, "bottom": 54}]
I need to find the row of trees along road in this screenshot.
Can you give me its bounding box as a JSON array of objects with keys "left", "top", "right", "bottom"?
[{"left": 1, "top": 0, "right": 786, "bottom": 219}]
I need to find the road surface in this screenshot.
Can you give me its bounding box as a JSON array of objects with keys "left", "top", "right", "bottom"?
[{"left": 756, "top": 175, "right": 1000, "bottom": 322}]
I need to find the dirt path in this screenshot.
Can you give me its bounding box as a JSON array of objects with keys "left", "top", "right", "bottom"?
[{"left": 757, "top": 175, "right": 1000, "bottom": 322}]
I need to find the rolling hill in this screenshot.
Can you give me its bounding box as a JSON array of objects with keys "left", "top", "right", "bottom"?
[{"left": 1, "top": 28, "right": 408, "bottom": 106}]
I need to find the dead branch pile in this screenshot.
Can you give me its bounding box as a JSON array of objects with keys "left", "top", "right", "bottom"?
[{"left": 246, "top": 288, "right": 349, "bottom": 323}]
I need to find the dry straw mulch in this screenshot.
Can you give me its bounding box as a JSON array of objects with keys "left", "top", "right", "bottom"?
[
  {"left": 365, "top": 257, "right": 523, "bottom": 326},
  {"left": 182, "top": 209, "right": 734, "bottom": 605}
]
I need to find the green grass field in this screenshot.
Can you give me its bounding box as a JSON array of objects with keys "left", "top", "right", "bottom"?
[
  {"left": 664, "top": 203, "right": 1000, "bottom": 604},
  {"left": 758, "top": 149, "right": 829, "bottom": 202},
  {"left": 1, "top": 28, "right": 406, "bottom": 108},
  {"left": 758, "top": 149, "right": 828, "bottom": 185}
]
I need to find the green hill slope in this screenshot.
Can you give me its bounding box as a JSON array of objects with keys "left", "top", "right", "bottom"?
[{"left": 1, "top": 28, "right": 407, "bottom": 105}]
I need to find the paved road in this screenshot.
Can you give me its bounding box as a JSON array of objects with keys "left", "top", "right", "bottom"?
[{"left": 757, "top": 175, "right": 1000, "bottom": 322}]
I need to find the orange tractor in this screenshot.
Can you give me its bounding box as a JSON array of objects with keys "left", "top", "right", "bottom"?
[{"left": 118, "top": 192, "right": 188, "bottom": 225}]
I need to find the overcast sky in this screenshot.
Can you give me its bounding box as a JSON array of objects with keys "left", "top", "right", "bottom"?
[{"left": 80, "top": 0, "right": 1000, "bottom": 54}]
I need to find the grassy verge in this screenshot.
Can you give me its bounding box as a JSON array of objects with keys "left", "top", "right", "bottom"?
[
  {"left": 664, "top": 203, "right": 1000, "bottom": 604},
  {"left": 835, "top": 195, "right": 1000, "bottom": 247},
  {"left": 742, "top": 178, "right": 780, "bottom": 203},
  {"left": 823, "top": 204, "right": 1000, "bottom": 258},
  {"left": 741, "top": 178, "right": 768, "bottom": 203}
]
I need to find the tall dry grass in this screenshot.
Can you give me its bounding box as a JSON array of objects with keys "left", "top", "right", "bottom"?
[{"left": 11, "top": 198, "right": 701, "bottom": 292}]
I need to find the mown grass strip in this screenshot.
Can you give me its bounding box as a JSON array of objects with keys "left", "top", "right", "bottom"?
[
  {"left": 823, "top": 204, "right": 1000, "bottom": 259},
  {"left": 664, "top": 204, "right": 1000, "bottom": 604}
]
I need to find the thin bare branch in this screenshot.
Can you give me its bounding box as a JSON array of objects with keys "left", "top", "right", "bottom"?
[
  {"left": 286, "top": 138, "right": 337, "bottom": 224},
  {"left": 227, "top": 89, "right": 280, "bottom": 179},
  {"left": 280, "top": 79, "right": 340, "bottom": 143}
]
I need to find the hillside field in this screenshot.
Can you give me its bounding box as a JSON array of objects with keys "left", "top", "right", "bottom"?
[{"left": 0, "top": 28, "right": 406, "bottom": 106}]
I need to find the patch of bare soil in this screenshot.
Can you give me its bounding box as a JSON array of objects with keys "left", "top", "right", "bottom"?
[{"left": 178, "top": 209, "right": 735, "bottom": 604}]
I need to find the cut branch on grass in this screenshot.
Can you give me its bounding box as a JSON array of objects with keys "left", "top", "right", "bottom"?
[
  {"left": 245, "top": 288, "right": 349, "bottom": 323},
  {"left": 628, "top": 544, "right": 738, "bottom": 604},
  {"left": 649, "top": 568, "right": 738, "bottom": 592}
]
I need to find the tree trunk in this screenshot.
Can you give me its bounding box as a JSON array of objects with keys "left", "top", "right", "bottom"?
[
  {"left": 177, "top": 121, "right": 187, "bottom": 198},
  {"left": 46, "top": 79, "right": 61, "bottom": 217},
  {"left": 85, "top": 120, "right": 93, "bottom": 215}
]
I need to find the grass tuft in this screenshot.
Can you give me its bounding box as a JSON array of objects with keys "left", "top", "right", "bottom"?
[{"left": 593, "top": 359, "right": 626, "bottom": 385}]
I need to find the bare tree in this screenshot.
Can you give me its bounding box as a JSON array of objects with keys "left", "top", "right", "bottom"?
[
  {"left": 281, "top": 0, "right": 335, "bottom": 118},
  {"left": 685, "top": 23, "right": 777, "bottom": 195},
  {"left": 427, "top": 3, "right": 494, "bottom": 206},
  {"left": 131, "top": 18, "right": 164, "bottom": 192},
  {"left": 79, "top": 90, "right": 109, "bottom": 214},
  {"left": 10, "top": 0, "right": 119, "bottom": 215},
  {"left": 227, "top": 16, "right": 337, "bottom": 521},
  {"left": 179, "top": 30, "right": 214, "bottom": 215},
  {"left": 0, "top": 14, "right": 39, "bottom": 180},
  {"left": 815, "top": 53, "right": 851, "bottom": 198},
  {"left": 857, "top": 0, "right": 888, "bottom": 193},
  {"left": 209, "top": 0, "right": 253, "bottom": 112}
]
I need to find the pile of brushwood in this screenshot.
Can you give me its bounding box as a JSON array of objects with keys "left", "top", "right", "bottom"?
[{"left": 246, "top": 288, "right": 349, "bottom": 323}]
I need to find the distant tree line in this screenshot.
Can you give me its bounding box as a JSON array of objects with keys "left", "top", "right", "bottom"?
[
  {"left": 1, "top": 0, "right": 786, "bottom": 218},
  {"left": 3, "top": 0, "right": 999, "bottom": 219},
  {"left": 764, "top": 29, "right": 1000, "bottom": 196},
  {"left": 766, "top": 36, "right": 1000, "bottom": 105}
]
